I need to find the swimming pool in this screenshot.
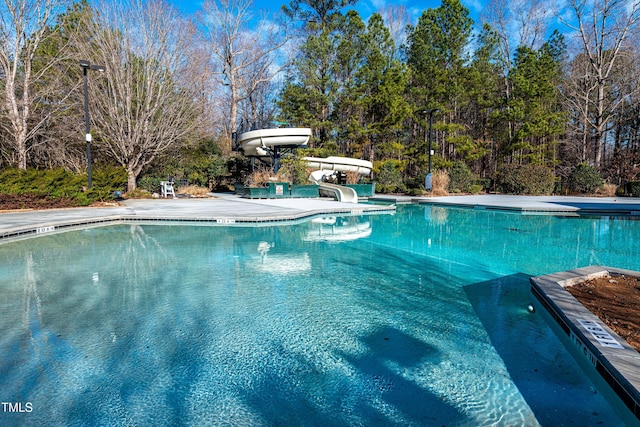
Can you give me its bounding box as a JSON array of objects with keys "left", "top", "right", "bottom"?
[{"left": 1, "top": 205, "right": 638, "bottom": 426}]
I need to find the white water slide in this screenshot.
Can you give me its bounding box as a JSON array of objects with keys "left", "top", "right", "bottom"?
[
  {"left": 238, "top": 128, "right": 373, "bottom": 203},
  {"left": 237, "top": 128, "right": 312, "bottom": 157},
  {"left": 305, "top": 157, "right": 373, "bottom": 203}
]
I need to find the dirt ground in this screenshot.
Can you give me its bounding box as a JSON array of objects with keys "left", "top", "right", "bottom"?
[
  {"left": 0, "top": 194, "right": 121, "bottom": 211},
  {"left": 566, "top": 275, "right": 640, "bottom": 352},
  {"left": 0, "top": 193, "right": 81, "bottom": 210}
]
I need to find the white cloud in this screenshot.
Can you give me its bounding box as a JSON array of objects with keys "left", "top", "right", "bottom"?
[{"left": 462, "top": 0, "right": 483, "bottom": 14}]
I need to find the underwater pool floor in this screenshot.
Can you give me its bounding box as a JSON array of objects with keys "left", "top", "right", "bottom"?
[{"left": 2, "top": 195, "right": 640, "bottom": 426}]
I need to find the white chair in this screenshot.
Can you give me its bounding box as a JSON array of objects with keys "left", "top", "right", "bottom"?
[{"left": 161, "top": 179, "right": 175, "bottom": 198}]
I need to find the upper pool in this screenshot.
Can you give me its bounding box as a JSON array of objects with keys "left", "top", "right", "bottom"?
[{"left": 1, "top": 204, "right": 639, "bottom": 426}]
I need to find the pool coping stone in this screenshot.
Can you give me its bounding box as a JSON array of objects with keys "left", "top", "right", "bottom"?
[
  {"left": 371, "top": 194, "right": 640, "bottom": 215},
  {"left": 0, "top": 193, "right": 395, "bottom": 241},
  {"left": 530, "top": 266, "right": 640, "bottom": 422}
]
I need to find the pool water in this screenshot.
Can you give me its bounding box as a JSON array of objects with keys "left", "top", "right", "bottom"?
[{"left": 1, "top": 205, "right": 639, "bottom": 426}]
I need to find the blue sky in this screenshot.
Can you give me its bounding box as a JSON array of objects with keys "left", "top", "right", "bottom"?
[{"left": 168, "top": 0, "right": 485, "bottom": 26}]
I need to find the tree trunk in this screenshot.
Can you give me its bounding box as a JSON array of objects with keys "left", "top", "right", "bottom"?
[
  {"left": 594, "top": 81, "right": 606, "bottom": 167},
  {"left": 3, "top": 66, "right": 29, "bottom": 169},
  {"left": 127, "top": 171, "right": 136, "bottom": 193},
  {"left": 17, "top": 138, "right": 27, "bottom": 169},
  {"left": 230, "top": 81, "right": 238, "bottom": 136}
]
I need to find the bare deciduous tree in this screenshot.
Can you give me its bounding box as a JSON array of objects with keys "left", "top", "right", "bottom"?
[
  {"left": 379, "top": 5, "right": 409, "bottom": 60},
  {"left": 481, "top": 0, "right": 557, "bottom": 73},
  {"left": 479, "top": 0, "right": 559, "bottom": 150},
  {"left": 562, "top": 52, "right": 595, "bottom": 163},
  {"left": 0, "top": 0, "right": 71, "bottom": 169},
  {"left": 82, "top": 0, "right": 199, "bottom": 191},
  {"left": 562, "top": 0, "right": 640, "bottom": 167},
  {"left": 199, "top": 0, "right": 289, "bottom": 148}
]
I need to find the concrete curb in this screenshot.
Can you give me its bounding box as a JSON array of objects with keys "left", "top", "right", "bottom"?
[{"left": 530, "top": 266, "right": 640, "bottom": 422}]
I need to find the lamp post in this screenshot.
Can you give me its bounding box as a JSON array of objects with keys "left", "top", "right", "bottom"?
[
  {"left": 79, "top": 60, "right": 106, "bottom": 188},
  {"left": 423, "top": 108, "right": 439, "bottom": 191}
]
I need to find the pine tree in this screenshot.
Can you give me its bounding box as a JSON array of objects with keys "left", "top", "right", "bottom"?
[
  {"left": 279, "top": 0, "right": 356, "bottom": 147},
  {"left": 506, "top": 31, "right": 567, "bottom": 165},
  {"left": 405, "top": 0, "right": 474, "bottom": 173}
]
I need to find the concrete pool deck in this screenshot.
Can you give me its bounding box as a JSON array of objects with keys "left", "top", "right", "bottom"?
[
  {"left": 0, "top": 193, "right": 396, "bottom": 240},
  {"left": 2, "top": 193, "right": 640, "bottom": 241},
  {"left": 373, "top": 194, "right": 640, "bottom": 215}
]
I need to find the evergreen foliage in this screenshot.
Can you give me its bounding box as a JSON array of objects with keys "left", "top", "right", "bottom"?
[
  {"left": 568, "top": 163, "right": 603, "bottom": 194},
  {"left": 374, "top": 159, "right": 406, "bottom": 194},
  {"left": 497, "top": 164, "right": 555, "bottom": 195},
  {"left": 505, "top": 32, "right": 566, "bottom": 165},
  {"left": 448, "top": 161, "right": 475, "bottom": 193},
  {"left": 626, "top": 181, "right": 640, "bottom": 197},
  {"left": 0, "top": 166, "right": 126, "bottom": 205},
  {"left": 1, "top": 0, "right": 639, "bottom": 195},
  {"left": 278, "top": 155, "right": 309, "bottom": 185}
]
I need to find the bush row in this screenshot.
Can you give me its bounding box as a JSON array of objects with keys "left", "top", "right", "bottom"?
[
  {"left": 496, "top": 164, "right": 556, "bottom": 195},
  {"left": 1, "top": 162, "right": 633, "bottom": 201},
  {"left": 0, "top": 167, "right": 127, "bottom": 206},
  {"left": 372, "top": 160, "right": 619, "bottom": 196},
  {"left": 434, "top": 163, "right": 626, "bottom": 196}
]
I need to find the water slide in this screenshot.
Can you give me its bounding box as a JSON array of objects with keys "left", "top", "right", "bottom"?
[
  {"left": 303, "top": 156, "right": 373, "bottom": 176},
  {"left": 237, "top": 128, "right": 373, "bottom": 203},
  {"left": 307, "top": 170, "right": 359, "bottom": 203},
  {"left": 237, "top": 128, "right": 312, "bottom": 157},
  {"left": 305, "top": 157, "right": 373, "bottom": 203}
]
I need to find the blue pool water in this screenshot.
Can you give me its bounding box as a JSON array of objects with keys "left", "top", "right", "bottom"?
[{"left": 1, "top": 205, "right": 639, "bottom": 426}]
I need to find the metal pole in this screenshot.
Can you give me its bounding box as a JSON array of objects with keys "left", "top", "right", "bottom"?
[
  {"left": 83, "top": 66, "right": 92, "bottom": 188},
  {"left": 424, "top": 112, "right": 428, "bottom": 155},
  {"left": 428, "top": 111, "right": 433, "bottom": 174},
  {"left": 424, "top": 108, "right": 439, "bottom": 191},
  {"left": 424, "top": 109, "right": 433, "bottom": 191}
]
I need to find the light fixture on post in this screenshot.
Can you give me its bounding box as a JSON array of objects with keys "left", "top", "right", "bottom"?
[
  {"left": 79, "top": 60, "right": 106, "bottom": 188},
  {"left": 423, "top": 108, "right": 440, "bottom": 191}
]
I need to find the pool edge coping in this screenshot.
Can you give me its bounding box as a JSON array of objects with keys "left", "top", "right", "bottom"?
[
  {"left": 0, "top": 205, "right": 396, "bottom": 242},
  {"left": 530, "top": 266, "right": 640, "bottom": 422},
  {"left": 418, "top": 201, "right": 640, "bottom": 216},
  {"left": 368, "top": 195, "right": 640, "bottom": 216}
]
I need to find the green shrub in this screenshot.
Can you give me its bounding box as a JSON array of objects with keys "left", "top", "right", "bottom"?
[
  {"left": 448, "top": 161, "right": 475, "bottom": 193},
  {"left": 469, "top": 184, "right": 483, "bottom": 194},
  {"left": 404, "top": 175, "right": 425, "bottom": 193},
  {"left": 89, "top": 166, "right": 127, "bottom": 201},
  {"left": 125, "top": 188, "right": 154, "bottom": 199},
  {"left": 0, "top": 167, "right": 125, "bottom": 205},
  {"left": 0, "top": 168, "right": 82, "bottom": 196},
  {"left": 374, "top": 160, "right": 406, "bottom": 194},
  {"left": 626, "top": 181, "right": 640, "bottom": 197},
  {"left": 182, "top": 155, "right": 228, "bottom": 188},
  {"left": 225, "top": 154, "right": 252, "bottom": 187},
  {"left": 137, "top": 176, "right": 163, "bottom": 193},
  {"left": 143, "top": 138, "right": 230, "bottom": 190},
  {"left": 567, "top": 163, "right": 603, "bottom": 194},
  {"left": 278, "top": 156, "right": 309, "bottom": 185},
  {"left": 405, "top": 187, "right": 425, "bottom": 196},
  {"left": 474, "top": 178, "right": 492, "bottom": 192},
  {"left": 497, "top": 164, "right": 555, "bottom": 195}
]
